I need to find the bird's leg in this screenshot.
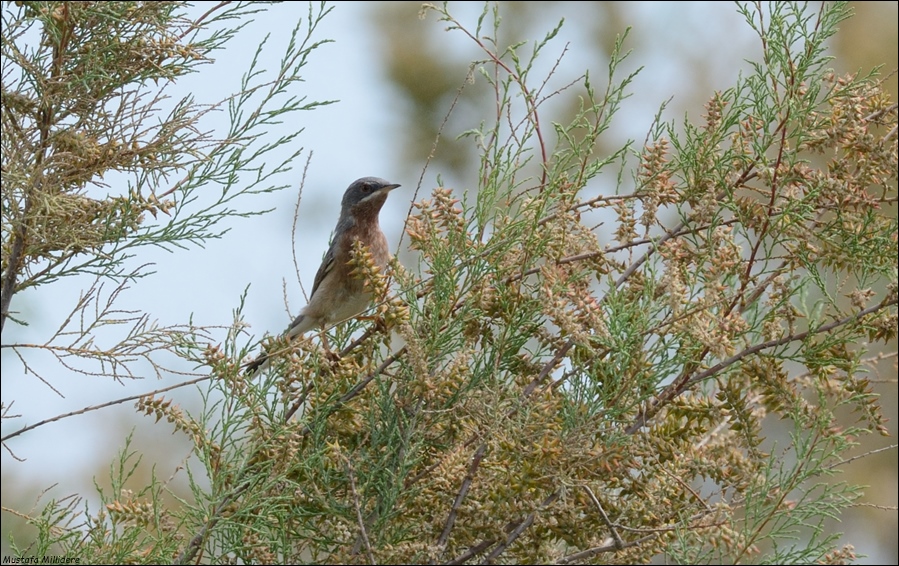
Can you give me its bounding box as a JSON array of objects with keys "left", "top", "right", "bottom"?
[
  {"left": 318, "top": 327, "right": 340, "bottom": 362},
  {"left": 356, "top": 314, "right": 386, "bottom": 334}
]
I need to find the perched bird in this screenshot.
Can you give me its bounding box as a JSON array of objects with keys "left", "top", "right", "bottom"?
[{"left": 245, "top": 177, "right": 401, "bottom": 375}]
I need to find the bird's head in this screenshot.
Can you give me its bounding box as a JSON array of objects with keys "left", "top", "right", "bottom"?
[{"left": 341, "top": 177, "right": 401, "bottom": 213}]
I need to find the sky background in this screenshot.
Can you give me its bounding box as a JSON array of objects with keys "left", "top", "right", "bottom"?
[{"left": 3, "top": 1, "right": 897, "bottom": 562}]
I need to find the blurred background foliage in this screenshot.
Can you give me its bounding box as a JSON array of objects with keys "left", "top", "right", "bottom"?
[{"left": 376, "top": 1, "right": 897, "bottom": 184}]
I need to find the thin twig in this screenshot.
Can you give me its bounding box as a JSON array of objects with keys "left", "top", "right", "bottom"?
[
  {"left": 176, "top": 1, "right": 233, "bottom": 41},
  {"left": 479, "top": 490, "right": 560, "bottom": 564},
  {"left": 626, "top": 298, "right": 898, "bottom": 434},
  {"left": 337, "top": 347, "right": 406, "bottom": 406},
  {"left": 434, "top": 444, "right": 487, "bottom": 562},
  {"left": 658, "top": 466, "right": 712, "bottom": 512},
  {"left": 827, "top": 444, "right": 897, "bottom": 471},
  {"left": 443, "top": 539, "right": 496, "bottom": 565},
  {"left": 2, "top": 376, "right": 211, "bottom": 443},
  {"left": 400, "top": 68, "right": 472, "bottom": 254},
  {"left": 582, "top": 486, "right": 624, "bottom": 549},
  {"left": 863, "top": 101, "right": 897, "bottom": 122},
  {"left": 556, "top": 534, "right": 657, "bottom": 564},
  {"left": 435, "top": 9, "right": 548, "bottom": 188},
  {"left": 290, "top": 152, "right": 314, "bottom": 302},
  {"left": 849, "top": 502, "right": 898, "bottom": 511},
  {"left": 174, "top": 486, "right": 246, "bottom": 564},
  {"left": 344, "top": 455, "right": 376, "bottom": 565}
]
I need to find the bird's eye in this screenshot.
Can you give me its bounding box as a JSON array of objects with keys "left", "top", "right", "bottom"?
[{"left": 361, "top": 184, "right": 371, "bottom": 192}]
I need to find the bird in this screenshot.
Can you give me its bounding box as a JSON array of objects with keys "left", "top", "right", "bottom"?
[{"left": 245, "top": 177, "right": 401, "bottom": 375}]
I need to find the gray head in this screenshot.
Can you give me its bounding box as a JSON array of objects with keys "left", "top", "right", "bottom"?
[{"left": 340, "top": 177, "right": 401, "bottom": 211}]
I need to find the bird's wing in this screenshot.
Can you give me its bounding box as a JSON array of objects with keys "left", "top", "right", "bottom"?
[
  {"left": 282, "top": 239, "right": 338, "bottom": 339},
  {"left": 308, "top": 242, "right": 336, "bottom": 298}
]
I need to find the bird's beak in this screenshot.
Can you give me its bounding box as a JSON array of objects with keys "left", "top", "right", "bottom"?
[{"left": 381, "top": 183, "right": 401, "bottom": 193}]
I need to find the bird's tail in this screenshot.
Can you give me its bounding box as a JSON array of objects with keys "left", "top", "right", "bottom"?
[
  {"left": 286, "top": 313, "right": 309, "bottom": 339},
  {"left": 244, "top": 351, "right": 270, "bottom": 376},
  {"left": 245, "top": 313, "right": 308, "bottom": 376}
]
